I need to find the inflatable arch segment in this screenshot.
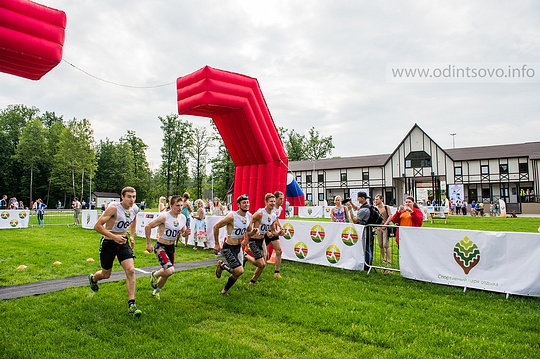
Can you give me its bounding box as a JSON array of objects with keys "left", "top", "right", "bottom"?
[
  {"left": 176, "top": 66, "right": 288, "bottom": 213},
  {"left": 0, "top": 0, "right": 66, "bottom": 80}
]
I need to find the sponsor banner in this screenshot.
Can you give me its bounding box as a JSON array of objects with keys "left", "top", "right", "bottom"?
[
  {"left": 324, "top": 206, "right": 332, "bottom": 219},
  {"left": 298, "top": 206, "right": 325, "bottom": 218},
  {"left": 400, "top": 227, "right": 540, "bottom": 297},
  {"left": 81, "top": 210, "right": 99, "bottom": 229},
  {"left": 135, "top": 212, "right": 226, "bottom": 248},
  {"left": 279, "top": 220, "right": 365, "bottom": 270},
  {"left": 0, "top": 210, "right": 30, "bottom": 229}
]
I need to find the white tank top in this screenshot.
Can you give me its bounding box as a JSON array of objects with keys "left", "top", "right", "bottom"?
[
  {"left": 161, "top": 212, "right": 187, "bottom": 241},
  {"left": 111, "top": 203, "right": 139, "bottom": 233},
  {"left": 230, "top": 211, "right": 252, "bottom": 239},
  {"left": 258, "top": 208, "right": 277, "bottom": 235}
]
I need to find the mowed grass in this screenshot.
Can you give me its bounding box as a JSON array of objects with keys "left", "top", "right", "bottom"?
[{"left": 0, "top": 216, "right": 539, "bottom": 358}]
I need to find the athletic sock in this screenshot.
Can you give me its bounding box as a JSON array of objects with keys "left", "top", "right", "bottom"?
[
  {"left": 224, "top": 277, "right": 237, "bottom": 291},
  {"left": 250, "top": 279, "right": 256, "bottom": 284},
  {"left": 274, "top": 270, "right": 280, "bottom": 274},
  {"left": 128, "top": 299, "right": 135, "bottom": 307}
]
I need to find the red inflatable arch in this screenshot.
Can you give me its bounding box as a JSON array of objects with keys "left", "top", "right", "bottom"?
[
  {"left": 176, "top": 66, "right": 288, "bottom": 213},
  {"left": 0, "top": 0, "right": 66, "bottom": 80}
]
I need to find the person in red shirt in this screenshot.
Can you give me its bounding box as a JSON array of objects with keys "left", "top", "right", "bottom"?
[{"left": 391, "top": 196, "right": 423, "bottom": 246}]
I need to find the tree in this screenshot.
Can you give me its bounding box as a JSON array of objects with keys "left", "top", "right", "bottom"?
[
  {"left": 190, "top": 126, "right": 212, "bottom": 199},
  {"left": 94, "top": 139, "right": 135, "bottom": 193},
  {"left": 159, "top": 114, "right": 193, "bottom": 197},
  {"left": 120, "top": 130, "right": 152, "bottom": 201},
  {"left": 280, "top": 126, "right": 334, "bottom": 161},
  {"left": 14, "top": 118, "right": 47, "bottom": 203},
  {"left": 209, "top": 123, "right": 234, "bottom": 200}
]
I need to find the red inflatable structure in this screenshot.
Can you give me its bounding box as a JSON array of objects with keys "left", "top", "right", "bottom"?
[
  {"left": 0, "top": 0, "right": 66, "bottom": 80},
  {"left": 176, "top": 66, "right": 289, "bottom": 213}
]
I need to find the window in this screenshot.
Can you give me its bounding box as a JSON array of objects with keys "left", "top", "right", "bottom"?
[
  {"left": 306, "top": 193, "right": 313, "bottom": 202},
  {"left": 340, "top": 172, "right": 347, "bottom": 181},
  {"left": 362, "top": 172, "right": 369, "bottom": 180},
  {"left": 454, "top": 167, "right": 462, "bottom": 176},
  {"left": 519, "top": 163, "right": 528, "bottom": 173},
  {"left": 318, "top": 174, "right": 324, "bottom": 183},
  {"left": 499, "top": 164, "right": 508, "bottom": 174},
  {"left": 306, "top": 174, "right": 312, "bottom": 183},
  {"left": 481, "top": 165, "right": 489, "bottom": 174},
  {"left": 405, "top": 151, "right": 431, "bottom": 168},
  {"left": 296, "top": 175, "right": 301, "bottom": 182},
  {"left": 482, "top": 188, "right": 490, "bottom": 198},
  {"left": 318, "top": 193, "right": 324, "bottom": 201}
]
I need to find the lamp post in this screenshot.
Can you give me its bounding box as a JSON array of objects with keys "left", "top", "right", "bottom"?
[{"left": 450, "top": 133, "right": 456, "bottom": 149}]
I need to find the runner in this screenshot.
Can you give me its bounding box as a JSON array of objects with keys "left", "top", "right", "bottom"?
[
  {"left": 144, "top": 195, "right": 189, "bottom": 299},
  {"left": 269, "top": 191, "right": 286, "bottom": 278},
  {"left": 87, "top": 186, "right": 142, "bottom": 317},
  {"left": 213, "top": 194, "right": 255, "bottom": 295}
]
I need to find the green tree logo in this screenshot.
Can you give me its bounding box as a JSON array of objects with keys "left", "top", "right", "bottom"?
[{"left": 453, "top": 236, "right": 481, "bottom": 274}]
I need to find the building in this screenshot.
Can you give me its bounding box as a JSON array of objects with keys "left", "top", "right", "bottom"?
[{"left": 289, "top": 124, "right": 540, "bottom": 214}]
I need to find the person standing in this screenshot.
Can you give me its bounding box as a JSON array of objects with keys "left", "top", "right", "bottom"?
[
  {"left": 0, "top": 195, "right": 7, "bottom": 210},
  {"left": 88, "top": 186, "right": 142, "bottom": 317},
  {"left": 374, "top": 194, "right": 392, "bottom": 264},
  {"left": 72, "top": 197, "right": 81, "bottom": 225},
  {"left": 330, "top": 196, "right": 350, "bottom": 223},
  {"left": 349, "top": 191, "right": 374, "bottom": 270},
  {"left": 36, "top": 198, "right": 46, "bottom": 226},
  {"left": 192, "top": 199, "right": 208, "bottom": 250},
  {"left": 211, "top": 197, "right": 225, "bottom": 216},
  {"left": 391, "top": 196, "right": 424, "bottom": 247},
  {"left": 145, "top": 195, "right": 189, "bottom": 299},
  {"left": 179, "top": 192, "right": 194, "bottom": 247},
  {"left": 158, "top": 196, "right": 167, "bottom": 212},
  {"left": 213, "top": 194, "right": 255, "bottom": 295}
]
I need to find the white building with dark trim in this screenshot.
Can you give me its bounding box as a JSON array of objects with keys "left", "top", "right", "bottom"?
[{"left": 289, "top": 124, "right": 540, "bottom": 214}]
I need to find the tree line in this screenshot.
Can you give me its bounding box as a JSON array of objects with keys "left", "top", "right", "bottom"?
[{"left": 0, "top": 104, "right": 333, "bottom": 208}]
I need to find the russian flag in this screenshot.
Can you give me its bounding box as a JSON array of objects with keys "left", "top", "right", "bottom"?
[{"left": 286, "top": 173, "right": 305, "bottom": 207}]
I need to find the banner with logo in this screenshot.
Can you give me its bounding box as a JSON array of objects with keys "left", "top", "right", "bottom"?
[
  {"left": 399, "top": 227, "right": 540, "bottom": 297},
  {"left": 324, "top": 206, "right": 332, "bottom": 218},
  {"left": 298, "top": 206, "right": 324, "bottom": 218},
  {"left": 279, "top": 220, "right": 365, "bottom": 270},
  {"left": 81, "top": 210, "right": 99, "bottom": 229},
  {"left": 0, "top": 210, "right": 30, "bottom": 229},
  {"left": 135, "top": 212, "right": 227, "bottom": 248}
]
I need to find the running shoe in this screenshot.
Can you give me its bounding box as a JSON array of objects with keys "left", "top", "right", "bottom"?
[
  {"left": 215, "top": 260, "right": 224, "bottom": 279},
  {"left": 150, "top": 271, "right": 158, "bottom": 289},
  {"left": 152, "top": 290, "right": 160, "bottom": 300},
  {"left": 128, "top": 303, "right": 142, "bottom": 317},
  {"left": 88, "top": 274, "right": 99, "bottom": 292},
  {"left": 274, "top": 273, "right": 282, "bottom": 279}
]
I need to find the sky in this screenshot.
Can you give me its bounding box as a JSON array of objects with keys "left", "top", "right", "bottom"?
[{"left": 1, "top": 0, "right": 539, "bottom": 170}]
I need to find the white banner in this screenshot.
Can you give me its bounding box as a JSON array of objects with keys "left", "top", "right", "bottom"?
[
  {"left": 135, "top": 212, "right": 226, "bottom": 248},
  {"left": 0, "top": 210, "right": 30, "bottom": 229},
  {"left": 399, "top": 227, "right": 540, "bottom": 297},
  {"left": 81, "top": 210, "right": 98, "bottom": 229},
  {"left": 298, "top": 206, "right": 325, "bottom": 218},
  {"left": 324, "top": 206, "right": 332, "bottom": 218},
  {"left": 279, "top": 220, "right": 365, "bottom": 270}
]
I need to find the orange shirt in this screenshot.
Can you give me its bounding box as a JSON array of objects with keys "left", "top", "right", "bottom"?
[{"left": 399, "top": 210, "right": 414, "bottom": 227}]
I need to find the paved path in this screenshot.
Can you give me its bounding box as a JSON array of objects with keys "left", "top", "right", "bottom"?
[{"left": 0, "top": 259, "right": 217, "bottom": 300}]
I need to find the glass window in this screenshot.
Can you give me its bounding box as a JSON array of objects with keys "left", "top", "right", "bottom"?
[
  {"left": 481, "top": 165, "right": 489, "bottom": 174},
  {"left": 454, "top": 167, "right": 462, "bottom": 175},
  {"left": 318, "top": 193, "right": 324, "bottom": 201},
  {"left": 405, "top": 151, "right": 432, "bottom": 168},
  {"left": 306, "top": 193, "right": 313, "bottom": 201},
  {"left": 296, "top": 175, "right": 301, "bottom": 182},
  {"left": 362, "top": 172, "right": 369, "bottom": 180},
  {"left": 306, "top": 174, "right": 312, "bottom": 183},
  {"left": 340, "top": 172, "right": 347, "bottom": 181},
  {"left": 318, "top": 174, "right": 324, "bottom": 183},
  {"left": 499, "top": 164, "right": 508, "bottom": 174},
  {"left": 519, "top": 163, "right": 528, "bottom": 173},
  {"left": 482, "top": 188, "right": 490, "bottom": 198}
]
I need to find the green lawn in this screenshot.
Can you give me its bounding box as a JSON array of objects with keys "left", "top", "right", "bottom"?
[{"left": 0, "top": 217, "right": 539, "bottom": 358}]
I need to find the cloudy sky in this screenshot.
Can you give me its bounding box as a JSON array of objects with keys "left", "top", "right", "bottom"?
[{"left": 1, "top": 0, "right": 539, "bottom": 170}]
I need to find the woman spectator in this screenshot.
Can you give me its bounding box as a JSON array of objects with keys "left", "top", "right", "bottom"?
[
  {"left": 158, "top": 196, "right": 167, "bottom": 212},
  {"left": 191, "top": 199, "right": 208, "bottom": 250},
  {"left": 330, "top": 196, "right": 349, "bottom": 223},
  {"left": 210, "top": 197, "right": 225, "bottom": 216},
  {"left": 391, "top": 196, "right": 423, "bottom": 247}
]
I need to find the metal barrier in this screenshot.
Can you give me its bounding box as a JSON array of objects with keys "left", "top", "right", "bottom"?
[
  {"left": 363, "top": 224, "right": 400, "bottom": 274},
  {"left": 28, "top": 209, "right": 100, "bottom": 227}
]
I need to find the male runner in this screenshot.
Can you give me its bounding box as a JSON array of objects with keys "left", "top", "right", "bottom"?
[
  {"left": 268, "top": 191, "right": 286, "bottom": 278},
  {"left": 88, "top": 186, "right": 142, "bottom": 317},
  {"left": 145, "top": 195, "right": 189, "bottom": 299},
  {"left": 213, "top": 194, "right": 255, "bottom": 295}
]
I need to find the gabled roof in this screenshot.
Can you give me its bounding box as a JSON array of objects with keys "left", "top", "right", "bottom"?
[
  {"left": 446, "top": 142, "right": 540, "bottom": 161},
  {"left": 289, "top": 154, "right": 390, "bottom": 171},
  {"left": 387, "top": 123, "right": 452, "bottom": 164}
]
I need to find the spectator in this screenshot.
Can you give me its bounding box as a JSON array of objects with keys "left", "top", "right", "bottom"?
[
  {"left": 72, "top": 197, "right": 81, "bottom": 225},
  {"left": 139, "top": 200, "right": 146, "bottom": 211},
  {"left": 158, "top": 196, "right": 167, "bottom": 212},
  {"left": 391, "top": 196, "right": 424, "bottom": 247},
  {"left": 211, "top": 197, "right": 225, "bottom": 216},
  {"left": 461, "top": 200, "right": 468, "bottom": 216},
  {"left": 57, "top": 200, "right": 62, "bottom": 209},
  {"left": 374, "top": 194, "right": 393, "bottom": 264},
  {"left": 90, "top": 198, "right": 96, "bottom": 210},
  {"left": 36, "top": 198, "right": 46, "bottom": 226},
  {"left": 0, "top": 195, "right": 7, "bottom": 209},
  {"left": 192, "top": 199, "right": 208, "bottom": 250},
  {"left": 330, "top": 195, "right": 349, "bottom": 223}
]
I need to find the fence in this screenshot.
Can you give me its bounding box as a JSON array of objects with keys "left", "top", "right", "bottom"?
[
  {"left": 27, "top": 209, "right": 101, "bottom": 227},
  {"left": 363, "top": 224, "right": 401, "bottom": 274}
]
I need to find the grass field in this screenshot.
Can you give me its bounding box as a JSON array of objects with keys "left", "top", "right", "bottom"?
[{"left": 0, "top": 216, "right": 539, "bottom": 358}]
